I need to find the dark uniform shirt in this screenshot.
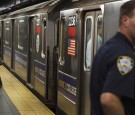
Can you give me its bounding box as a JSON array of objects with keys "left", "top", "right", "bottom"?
[{"left": 90, "top": 32, "right": 135, "bottom": 115}]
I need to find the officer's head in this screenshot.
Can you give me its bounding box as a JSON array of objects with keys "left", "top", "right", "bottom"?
[
  {"left": 119, "top": 0, "right": 135, "bottom": 45},
  {"left": 119, "top": 1, "right": 135, "bottom": 25}
]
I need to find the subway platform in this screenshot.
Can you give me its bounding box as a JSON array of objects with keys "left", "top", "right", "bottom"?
[{"left": 0, "top": 65, "right": 55, "bottom": 115}]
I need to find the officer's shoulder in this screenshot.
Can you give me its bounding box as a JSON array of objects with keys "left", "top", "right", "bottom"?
[
  {"left": 98, "top": 38, "right": 125, "bottom": 58},
  {"left": 105, "top": 35, "right": 126, "bottom": 51}
]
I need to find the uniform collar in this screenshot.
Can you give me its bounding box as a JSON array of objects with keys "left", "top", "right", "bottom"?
[{"left": 116, "top": 32, "right": 135, "bottom": 51}]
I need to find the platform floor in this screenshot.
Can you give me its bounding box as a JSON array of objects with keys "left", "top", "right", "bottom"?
[{"left": 0, "top": 65, "right": 55, "bottom": 115}]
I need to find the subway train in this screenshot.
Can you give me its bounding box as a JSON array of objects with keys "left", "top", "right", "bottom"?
[
  {"left": 0, "top": 0, "right": 129, "bottom": 115},
  {"left": 0, "top": 0, "right": 68, "bottom": 110}
]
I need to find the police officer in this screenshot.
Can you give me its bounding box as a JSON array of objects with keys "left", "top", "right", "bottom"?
[{"left": 90, "top": 1, "right": 135, "bottom": 115}]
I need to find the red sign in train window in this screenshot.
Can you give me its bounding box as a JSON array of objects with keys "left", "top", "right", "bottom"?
[
  {"left": 68, "top": 27, "right": 76, "bottom": 37},
  {"left": 36, "top": 26, "right": 41, "bottom": 33}
]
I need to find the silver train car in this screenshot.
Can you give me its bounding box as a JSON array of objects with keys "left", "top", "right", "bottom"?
[
  {"left": 56, "top": 0, "right": 129, "bottom": 115},
  {"left": 0, "top": 0, "right": 131, "bottom": 114},
  {"left": 0, "top": 0, "right": 67, "bottom": 110}
]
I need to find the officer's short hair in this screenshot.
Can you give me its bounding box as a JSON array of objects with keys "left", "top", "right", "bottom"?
[{"left": 119, "top": 0, "right": 135, "bottom": 25}]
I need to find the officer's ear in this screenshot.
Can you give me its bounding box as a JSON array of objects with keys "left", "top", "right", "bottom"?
[{"left": 121, "top": 15, "right": 129, "bottom": 27}]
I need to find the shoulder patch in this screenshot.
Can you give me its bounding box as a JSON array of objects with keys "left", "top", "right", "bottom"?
[{"left": 117, "top": 56, "right": 134, "bottom": 75}]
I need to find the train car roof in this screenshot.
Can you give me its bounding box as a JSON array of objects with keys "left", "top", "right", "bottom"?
[
  {"left": 60, "top": 0, "right": 126, "bottom": 10},
  {"left": 0, "top": 0, "right": 64, "bottom": 19}
]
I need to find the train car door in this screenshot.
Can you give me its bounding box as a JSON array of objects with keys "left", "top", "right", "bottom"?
[
  {"left": 81, "top": 9, "right": 104, "bottom": 115},
  {"left": 13, "top": 17, "right": 29, "bottom": 82},
  {"left": 57, "top": 9, "right": 80, "bottom": 115},
  {"left": 52, "top": 18, "right": 59, "bottom": 107},
  {"left": 27, "top": 16, "right": 35, "bottom": 88},
  {"left": 3, "top": 19, "right": 12, "bottom": 68},
  {"left": 34, "top": 14, "right": 47, "bottom": 97}
]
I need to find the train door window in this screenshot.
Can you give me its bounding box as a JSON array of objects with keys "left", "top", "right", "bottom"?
[
  {"left": 18, "top": 18, "right": 28, "bottom": 52},
  {"left": 59, "top": 17, "right": 66, "bottom": 65},
  {"left": 29, "top": 17, "right": 34, "bottom": 51},
  {"left": 0, "top": 21, "right": 2, "bottom": 58},
  {"left": 0, "top": 21, "right": 2, "bottom": 41},
  {"left": 96, "top": 14, "right": 103, "bottom": 52},
  {"left": 84, "top": 16, "right": 93, "bottom": 71},
  {"left": 54, "top": 18, "right": 59, "bottom": 47},
  {"left": 41, "top": 17, "right": 46, "bottom": 58},
  {"left": 5, "top": 21, "right": 10, "bottom": 45},
  {"left": 35, "top": 15, "right": 41, "bottom": 54},
  {"left": 29, "top": 17, "right": 35, "bottom": 53},
  {"left": 14, "top": 20, "right": 18, "bottom": 49}
]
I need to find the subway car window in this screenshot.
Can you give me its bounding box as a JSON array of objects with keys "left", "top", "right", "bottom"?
[
  {"left": 96, "top": 14, "right": 103, "bottom": 51},
  {"left": 42, "top": 18, "right": 46, "bottom": 58},
  {"left": 85, "top": 16, "right": 93, "bottom": 71},
  {"left": 18, "top": 19, "right": 27, "bottom": 52},
  {"left": 59, "top": 17, "right": 66, "bottom": 65},
  {"left": 5, "top": 21, "right": 10, "bottom": 45},
  {"left": 0, "top": 22, "right": 2, "bottom": 42},
  {"left": 55, "top": 18, "right": 59, "bottom": 47}
]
